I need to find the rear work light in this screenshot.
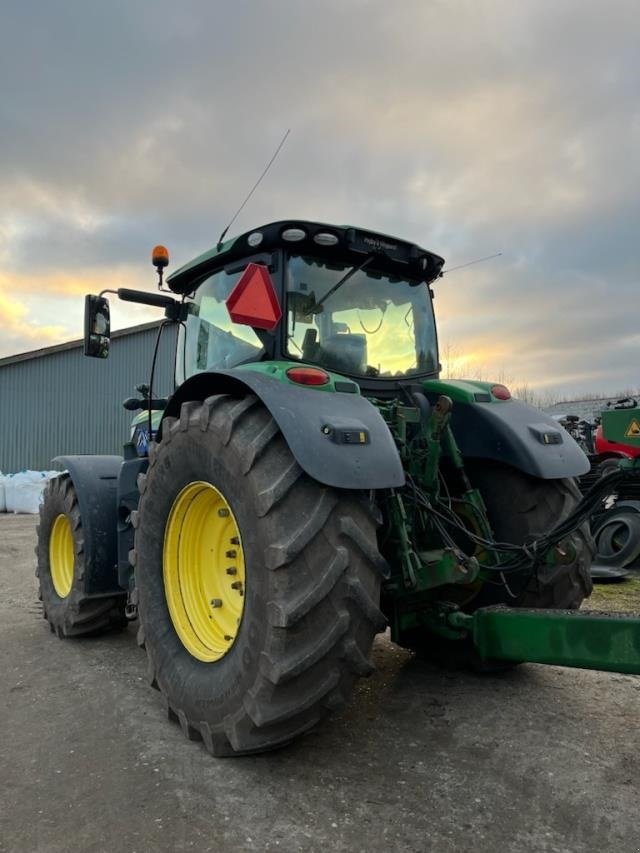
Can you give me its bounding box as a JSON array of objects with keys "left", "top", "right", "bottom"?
[
  {"left": 491, "top": 384, "right": 511, "bottom": 400},
  {"left": 247, "top": 232, "right": 263, "bottom": 247},
  {"left": 282, "top": 228, "right": 306, "bottom": 242},
  {"left": 286, "top": 367, "right": 330, "bottom": 386},
  {"left": 313, "top": 232, "right": 339, "bottom": 246}
]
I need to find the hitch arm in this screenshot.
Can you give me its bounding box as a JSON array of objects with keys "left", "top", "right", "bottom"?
[{"left": 449, "top": 606, "right": 640, "bottom": 675}]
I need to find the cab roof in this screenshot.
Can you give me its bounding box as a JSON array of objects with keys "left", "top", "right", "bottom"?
[{"left": 166, "top": 219, "right": 445, "bottom": 294}]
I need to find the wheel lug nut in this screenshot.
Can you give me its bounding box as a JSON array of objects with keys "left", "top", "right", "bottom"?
[
  {"left": 226, "top": 567, "right": 237, "bottom": 575},
  {"left": 231, "top": 581, "right": 243, "bottom": 590},
  {"left": 224, "top": 634, "right": 233, "bottom": 641},
  {"left": 230, "top": 536, "right": 239, "bottom": 545},
  {"left": 218, "top": 508, "right": 230, "bottom": 518},
  {"left": 210, "top": 599, "right": 223, "bottom": 608},
  {"left": 225, "top": 550, "right": 237, "bottom": 558}
]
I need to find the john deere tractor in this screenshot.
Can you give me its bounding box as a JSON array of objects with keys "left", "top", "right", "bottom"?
[{"left": 36, "top": 220, "right": 640, "bottom": 756}]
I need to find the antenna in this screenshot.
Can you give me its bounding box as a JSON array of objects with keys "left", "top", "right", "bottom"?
[
  {"left": 441, "top": 252, "right": 502, "bottom": 275},
  {"left": 216, "top": 129, "right": 291, "bottom": 249}
]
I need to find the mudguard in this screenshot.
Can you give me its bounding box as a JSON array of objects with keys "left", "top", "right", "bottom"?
[
  {"left": 162, "top": 370, "right": 405, "bottom": 490},
  {"left": 444, "top": 399, "right": 590, "bottom": 479},
  {"left": 53, "top": 455, "right": 123, "bottom": 595},
  {"left": 116, "top": 457, "right": 148, "bottom": 590}
]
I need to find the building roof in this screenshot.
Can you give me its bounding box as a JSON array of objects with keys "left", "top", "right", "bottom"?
[{"left": 0, "top": 321, "right": 163, "bottom": 369}]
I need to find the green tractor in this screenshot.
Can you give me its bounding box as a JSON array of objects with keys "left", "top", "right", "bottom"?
[{"left": 36, "top": 220, "right": 640, "bottom": 756}]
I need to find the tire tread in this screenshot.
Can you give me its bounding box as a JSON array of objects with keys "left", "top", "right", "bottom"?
[
  {"left": 36, "top": 475, "right": 126, "bottom": 638},
  {"left": 135, "top": 395, "right": 384, "bottom": 755}
]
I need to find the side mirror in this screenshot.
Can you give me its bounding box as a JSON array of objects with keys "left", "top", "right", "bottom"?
[{"left": 84, "top": 294, "right": 111, "bottom": 358}]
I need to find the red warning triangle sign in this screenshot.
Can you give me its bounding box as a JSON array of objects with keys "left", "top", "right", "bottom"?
[{"left": 226, "top": 263, "right": 282, "bottom": 332}]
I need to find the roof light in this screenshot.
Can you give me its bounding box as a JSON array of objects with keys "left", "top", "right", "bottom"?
[
  {"left": 247, "top": 232, "right": 263, "bottom": 248},
  {"left": 491, "top": 384, "right": 511, "bottom": 400},
  {"left": 152, "top": 245, "right": 169, "bottom": 268},
  {"left": 314, "top": 232, "right": 339, "bottom": 247},
  {"left": 282, "top": 228, "right": 306, "bottom": 242},
  {"left": 286, "top": 366, "right": 330, "bottom": 386}
]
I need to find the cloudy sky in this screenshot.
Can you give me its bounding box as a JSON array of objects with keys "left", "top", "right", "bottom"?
[{"left": 1, "top": 0, "right": 638, "bottom": 398}]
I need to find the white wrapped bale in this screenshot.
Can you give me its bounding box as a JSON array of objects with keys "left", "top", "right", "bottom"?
[{"left": 5, "top": 471, "right": 53, "bottom": 514}]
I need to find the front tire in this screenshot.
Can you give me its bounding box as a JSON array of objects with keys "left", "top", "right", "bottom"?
[
  {"left": 134, "top": 396, "right": 387, "bottom": 756},
  {"left": 36, "top": 475, "right": 127, "bottom": 637}
]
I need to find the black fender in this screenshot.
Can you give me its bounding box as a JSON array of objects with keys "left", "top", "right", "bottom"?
[
  {"left": 162, "top": 370, "right": 405, "bottom": 490},
  {"left": 441, "top": 398, "right": 590, "bottom": 479},
  {"left": 116, "top": 456, "right": 148, "bottom": 590},
  {"left": 53, "top": 455, "right": 124, "bottom": 596}
]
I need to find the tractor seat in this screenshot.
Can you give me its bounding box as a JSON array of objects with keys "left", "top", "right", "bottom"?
[
  {"left": 301, "top": 328, "right": 319, "bottom": 362},
  {"left": 319, "top": 333, "right": 368, "bottom": 375}
]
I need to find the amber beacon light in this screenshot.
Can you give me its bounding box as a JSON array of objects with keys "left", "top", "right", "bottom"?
[
  {"left": 152, "top": 245, "right": 170, "bottom": 267},
  {"left": 152, "top": 245, "right": 170, "bottom": 288}
]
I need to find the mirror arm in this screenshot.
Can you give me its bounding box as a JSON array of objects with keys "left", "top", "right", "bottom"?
[
  {"left": 99, "top": 287, "right": 185, "bottom": 320},
  {"left": 116, "top": 288, "right": 177, "bottom": 309}
]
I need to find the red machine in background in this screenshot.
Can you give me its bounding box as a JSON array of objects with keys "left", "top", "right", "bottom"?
[
  {"left": 594, "top": 422, "right": 640, "bottom": 461},
  {"left": 563, "top": 398, "right": 640, "bottom": 578}
]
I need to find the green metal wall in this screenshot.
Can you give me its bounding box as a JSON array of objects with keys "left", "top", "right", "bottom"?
[{"left": 0, "top": 323, "right": 177, "bottom": 473}]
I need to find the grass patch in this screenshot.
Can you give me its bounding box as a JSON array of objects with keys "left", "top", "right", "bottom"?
[{"left": 583, "top": 574, "right": 640, "bottom": 613}]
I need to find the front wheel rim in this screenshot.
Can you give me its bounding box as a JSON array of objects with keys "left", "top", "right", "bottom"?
[
  {"left": 163, "top": 481, "right": 246, "bottom": 662},
  {"left": 49, "top": 514, "right": 74, "bottom": 598}
]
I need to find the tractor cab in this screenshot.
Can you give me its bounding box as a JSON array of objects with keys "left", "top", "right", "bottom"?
[{"left": 168, "top": 220, "right": 444, "bottom": 389}]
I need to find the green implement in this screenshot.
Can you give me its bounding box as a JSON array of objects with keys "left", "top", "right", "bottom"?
[{"left": 450, "top": 606, "right": 640, "bottom": 675}]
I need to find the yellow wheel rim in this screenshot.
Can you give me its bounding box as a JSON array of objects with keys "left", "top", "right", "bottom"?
[
  {"left": 49, "top": 514, "right": 74, "bottom": 599},
  {"left": 163, "top": 481, "right": 246, "bottom": 663}
]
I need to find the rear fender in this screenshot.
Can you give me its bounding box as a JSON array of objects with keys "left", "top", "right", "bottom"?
[
  {"left": 53, "top": 455, "right": 124, "bottom": 595},
  {"left": 161, "top": 370, "right": 405, "bottom": 490},
  {"left": 443, "top": 398, "right": 590, "bottom": 479},
  {"left": 116, "top": 457, "right": 148, "bottom": 590}
]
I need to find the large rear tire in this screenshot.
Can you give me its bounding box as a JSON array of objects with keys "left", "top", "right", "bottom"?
[
  {"left": 468, "top": 464, "right": 593, "bottom": 609},
  {"left": 404, "top": 464, "right": 593, "bottom": 668},
  {"left": 36, "top": 474, "right": 127, "bottom": 637},
  {"left": 133, "top": 395, "right": 387, "bottom": 756}
]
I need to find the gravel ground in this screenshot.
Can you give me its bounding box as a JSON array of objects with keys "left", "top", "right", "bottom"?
[{"left": 1, "top": 513, "right": 639, "bottom": 853}]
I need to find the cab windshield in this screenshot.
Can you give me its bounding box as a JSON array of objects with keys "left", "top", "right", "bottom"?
[{"left": 286, "top": 254, "right": 438, "bottom": 378}]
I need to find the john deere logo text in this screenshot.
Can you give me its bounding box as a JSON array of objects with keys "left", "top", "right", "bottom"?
[{"left": 363, "top": 236, "right": 398, "bottom": 252}]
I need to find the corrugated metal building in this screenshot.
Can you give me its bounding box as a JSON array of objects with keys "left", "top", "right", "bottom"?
[{"left": 0, "top": 321, "right": 177, "bottom": 472}]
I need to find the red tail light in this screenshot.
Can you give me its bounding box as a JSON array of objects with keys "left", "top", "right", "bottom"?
[
  {"left": 491, "top": 384, "right": 511, "bottom": 400},
  {"left": 286, "top": 367, "right": 330, "bottom": 386}
]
